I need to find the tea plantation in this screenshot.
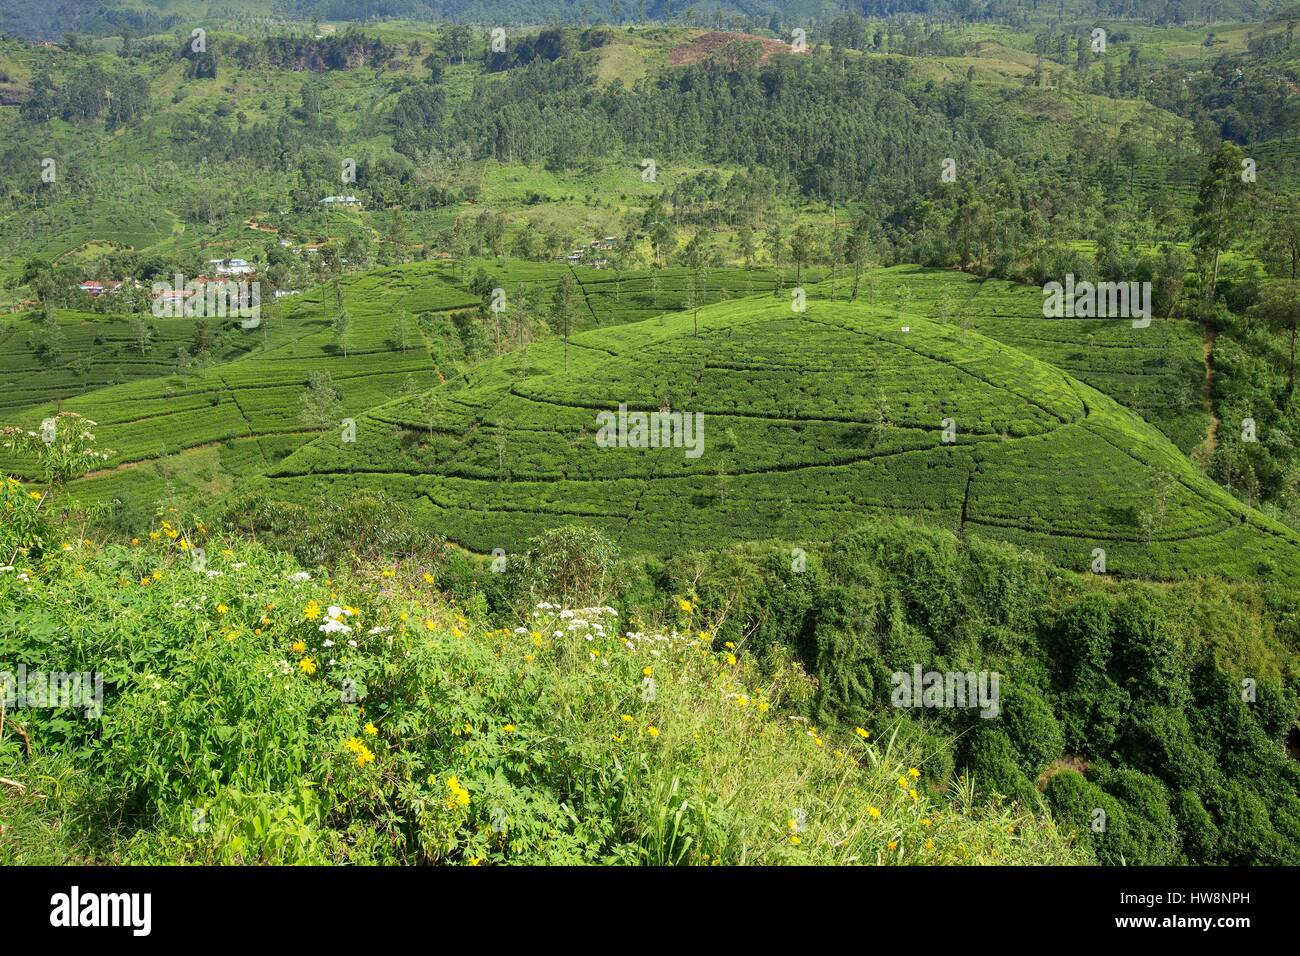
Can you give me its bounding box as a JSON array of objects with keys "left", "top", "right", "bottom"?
[{"left": 255, "top": 292, "right": 1300, "bottom": 584}]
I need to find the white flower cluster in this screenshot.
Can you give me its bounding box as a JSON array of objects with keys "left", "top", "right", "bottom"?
[{"left": 319, "top": 605, "right": 355, "bottom": 636}]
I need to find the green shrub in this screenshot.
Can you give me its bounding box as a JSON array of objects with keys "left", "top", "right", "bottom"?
[
  {"left": 508, "top": 525, "right": 620, "bottom": 609},
  {"left": 1117, "top": 701, "right": 1214, "bottom": 793},
  {"left": 1095, "top": 767, "right": 1180, "bottom": 865},
  {"left": 1044, "top": 768, "right": 1131, "bottom": 865},
  {"left": 1208, "top": 780, "right": 1281, "bottom": 865},
  {"left": 1002, "top": 686, "right": 1064, "bottom": 778},
  {"left": 962, "top": 727, "right": 1040, "bottom": 809},
  {"left": 1173, "top": 789, "right": 1219, "bottom": 864}
]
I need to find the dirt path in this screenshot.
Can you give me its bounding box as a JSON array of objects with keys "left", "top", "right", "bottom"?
[{"left": 1202, "top": 325, "right": 1219, "bottom": 459}]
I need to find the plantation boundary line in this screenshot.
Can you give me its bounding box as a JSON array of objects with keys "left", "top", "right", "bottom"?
[
  {"left": 566, "top": 263, "right": 603, "bottom": 329},
  {"left": 957, "top": 466, "right": 975, "bottom": 538},
  {"left": 1062, "top": 380, "right": 1300, "bottom": 549},
  {"left": 273, "top": 440, "right": 982, "bottom": 484},
  {"left": 52, "top": 367, "right": 438, "bottom": 428},
  {"left": 416, "top": 491, "right": 950, "bottom": 525},
  {"left": 802, "top": 313, "right": 1081, "bottom": 426},
  {"left": 504, "top": 386, "right": 1063, "bottom": 435},
  {"left": 964, "top": 514, "right": 1250, "bottom": 547},
  {"left": 217, "top": 370, "right": 268, "bottom": 466}
]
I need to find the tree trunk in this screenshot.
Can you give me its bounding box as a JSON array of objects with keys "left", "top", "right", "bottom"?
[{"left": 1290, "top": 322, "right": 1296, "bottom": 396}]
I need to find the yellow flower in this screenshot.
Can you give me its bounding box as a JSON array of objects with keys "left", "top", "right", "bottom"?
[
  {"left": 149, "top": 531, "right": 160, "bottom": 541},
  {"left": 725, "top": 653, "right": 737, "bottom": 666},
  {"left": 382, "top": 569, "right": 395, "bottom": 577},
  {"left": 620, "top": 714, "right": 634, "bottom": 723},
  {"left": 216, "top": 603, "right": 228, "bottom": 615},
  {"left": 292, "top": 640, "right": 306, "bottom": 654},
  {"left": 468, "top": 857, "right": 481, "bottom": 866},
  {"left": 425, "top": 619, "right": 436, "bottom": 631},
  {"left": 642, "top": 666, "right": 653, "bottom": 677},
  {"left": 364, "top": 722, "right": 377, "bottom": 736},
  {"left": 724, "top": 641, "right": 735, "bottom": 649},
  {"left": 28, "top": 491, "right": 42, "bottom": 501},
  {"left": 503, "top": 723, "right": 516, "bottom": 733},
  {"left": 924, "top": 839, "right": 934, "bottom": 850},
  {"left": 867, "top": 806, "right": 881, "bottom": 818},
  {"left": 355, "top": 746, "right": 375, "bottom": 768},
  {"left": 735, "top": 694, "right": 749, "bottom": 707},
  {"left": 130, "top": 537, "right": 140, "bottom": 546},
  {"left": 298, "top": 656, "right": 317, "bottom": 675},
  {"left": 524, "top": 653, "right": 534, "bottom": 663},
  {"left": 897, "top": 776, "right": 909, "bottom": 789},
  {"left": 423, "top": 572, "right": 434, "bottom": 584},
  {"left": 789, "top": 835, "right": 801, "bottom": 845},
  {"left": 908, "top": 788, "right": 918, "bottom": 801},
  {"left": 757, "top": 701, "right": 769, "bottom": 713},
  {"left": 920, "top": 818, "right": 932, "bottom": 827},
  {"left": 888, "top": 840, "right": 898, "bottom": 851},
  {"left": 344, "top": 737, "right": 363, "bottom": 753},
  {"left": 854, "top": 727, "right": 870, "bottom": 739},
  {"left": 908, "top": 767, "right": 920, "bottom": 780},
  {"left": 303, "top": 601, "right": 321, "bottom": 621},
  {"left": 677, "top": 598, "right": 693, "bottom": 614},
  {"left": 645, "top": 725, "right": 660, "bottom": 738}
]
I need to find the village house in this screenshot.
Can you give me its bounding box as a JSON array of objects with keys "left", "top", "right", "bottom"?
[
  {"left": 208, "top": 258, "right": 255, "bottom": 277},
  {"left": 77, "top": 280, "right": 124, "bottom": 297}
]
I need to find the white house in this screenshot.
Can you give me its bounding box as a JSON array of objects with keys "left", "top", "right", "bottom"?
[{"left": 209, "top": 258, "right": 255, "bottom": 277}]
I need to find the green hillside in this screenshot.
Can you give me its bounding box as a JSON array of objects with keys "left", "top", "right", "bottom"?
[
  {"left": 254, "top": 293, "right": 1300, "bottom": 584},
  {"left": 2, "top": 9, "right": 1299, "bottom": 875}
]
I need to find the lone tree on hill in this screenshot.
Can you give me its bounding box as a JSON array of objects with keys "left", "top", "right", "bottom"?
[{"left": 299, "top": 370, "right": 342, "bottom": 430}]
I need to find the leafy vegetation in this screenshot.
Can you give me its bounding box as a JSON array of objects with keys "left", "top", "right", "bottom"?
[{"left": 1, "top": 7, "right": 1298, "bottom": 867}]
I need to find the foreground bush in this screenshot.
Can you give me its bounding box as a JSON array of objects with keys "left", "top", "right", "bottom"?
[{"left": 0, "top": 525, "right": 1082, "bottom": 865}]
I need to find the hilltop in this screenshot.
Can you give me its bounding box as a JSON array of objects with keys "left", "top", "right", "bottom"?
[{"left": 254, "top": 292, "right": 1300, "bottom": 584}]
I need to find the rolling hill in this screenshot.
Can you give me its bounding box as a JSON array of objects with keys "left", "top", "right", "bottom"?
[{"left": 250, "top": 290, "right": 1300, "bottom": 584}]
